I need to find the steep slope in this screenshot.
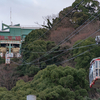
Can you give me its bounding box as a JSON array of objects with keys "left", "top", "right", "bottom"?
[{"left": 49, "top": 18, "right": 100, "bottom": 48}]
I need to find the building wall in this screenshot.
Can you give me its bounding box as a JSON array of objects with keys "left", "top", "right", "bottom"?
[
  {"left": 10, "top": 28, "right": 21, "bottom": 36},
  {"left": 0, "top": 23, "right": 40, "bottom": 59}
]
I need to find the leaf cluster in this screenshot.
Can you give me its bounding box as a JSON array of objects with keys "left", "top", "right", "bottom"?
[
  {"left": 0, "top": 64, "right": 89, "bottom": 100},
  {"left": 72, "top": 37, "right": 100, "bottom": 71},
  {"left": 18, "top": 28, "right": 64, "bottom": 76}
]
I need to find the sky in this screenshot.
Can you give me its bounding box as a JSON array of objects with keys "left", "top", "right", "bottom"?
[
  {"left": 0, "top": 0, "right": 76, "bottom": 29},
  {"left": 0, "top": 0, "right": 100, "bottom": 30}
]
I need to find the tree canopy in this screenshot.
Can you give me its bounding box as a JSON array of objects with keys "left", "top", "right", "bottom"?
[
  {"left": 71, "top": 0, "right": 100, "bottom": 27},
  {"left": 72, "top": 37, "right": 100, "bottom": 71},
  {"left": 18, "top": 28, "right": 64, "bottom": 76},
  {"left": 0, "top": 65, "right": 89, "bottom": 100},
  {"left": 72, "top": 0, "right": 99, "bottom": 14}
]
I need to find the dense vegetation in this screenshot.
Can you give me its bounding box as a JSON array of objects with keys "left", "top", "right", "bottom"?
[
  {"left": 17, "top": 28, "right": 66, "bottom": 76},
  {"left": 59, "top": 0, "right": 100, "bottom": 28},
  {"left": 0, "top": 57, "right": 5, "bottom": 64},
  {"left": 0, "top": 0, "right": 100, "bottom": 100},
  {"left": 0, "top": 65, "right": 89, "bottom": 100},
  {"left": 16, "top": 34, "right": 100, "bottom": 99},
  {"left": 72, "top": 37, "right": 100, "bottom": 70}
]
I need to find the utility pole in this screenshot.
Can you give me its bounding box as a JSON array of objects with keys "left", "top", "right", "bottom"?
[{"left": 10, "top": 7, "right": 12, "bottom": 25}]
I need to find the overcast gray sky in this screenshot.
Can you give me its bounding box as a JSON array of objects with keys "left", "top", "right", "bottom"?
[{"left": 0, "top": 0, "right": 100, "bottom": 29}]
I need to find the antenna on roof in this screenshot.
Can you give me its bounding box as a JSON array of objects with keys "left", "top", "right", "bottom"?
[{"left": 10, "top": 7, "right": 13, "bottom": 25}]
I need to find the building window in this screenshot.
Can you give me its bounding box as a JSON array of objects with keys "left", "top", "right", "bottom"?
[
  {"left": 99, "top": 61, "right": 100, "bottom": 68},
  {"left": 96, "top": 69, "right": 98, "bottom": 76},
  {"left": 99, "top": 69, "right": 100, "bottom": 76},
  {"left": 96, "top": 61, "right": 98, "bottom": 68}
]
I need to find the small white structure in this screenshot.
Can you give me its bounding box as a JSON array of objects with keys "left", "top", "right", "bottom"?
[
  {"left": 27, "top": 95, "right": 36, "bottom": 100},
  {"left": 17, "top": 53, "right": 21, "bottom": 58},
  {"left": 0, "top": 53, "right": 3, "bottom": 57},
  {"left": 5, "top": 52, "right": 10, "bottom": 64},
  {"left": 95, "top": 36, "right": 100, "bottom": 44},
  {"left": 5, "top": 52, "right": 13, "bottom": 64}
]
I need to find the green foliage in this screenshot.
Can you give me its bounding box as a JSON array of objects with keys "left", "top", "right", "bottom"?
[
  {"left": 84, "top": 96, "right": 92, "bottom": 100},
  {"left": 11, "top": 57, "right": 21, "bottom": 62},
  {"left": 72, "top": 0, "right": 99, "bottom": 14},
  {"left": 20, "top": 39, "right": 61, "bottom": 77},
  {"left": 0, "top": 1, "right": 99, "bottom": 100},
  {"left": 42, "top": 19, "right": 53, "bottom": 29},
  {"left": 18, "top": 28, "right": 63, "bottom": 77},
  {"left": 71, "top": 0, "right": 100, "bottom": 27},
  {"left": 0, "top": 64, "right": 89, "bottom": 100},
  {"left": 24, "top": 28, "right": 47, "bottom": 42},
  {"left": 59, "top": 0, "right": 99, "bottom": 27},
  {"left": 72, "top": 12, "right": 89, "bottom": 25},
  {"left": 59, "top": 6, "right": 73, "bottom": 18},
  {"left": 17, "top": 64, "right": 40, "bottom": 76},
  {"left": 72, "top": 37, "right": 99, "bottom": 71},
  {"left": 0, "top": 57, "right": 5, "bottom": 64}
]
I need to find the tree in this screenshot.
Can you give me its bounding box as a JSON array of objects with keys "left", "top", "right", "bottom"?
[
  {"left": 71, "top": 0, "right": 100, "bottom": 27},
  {"left": 72, "top": 12, "right": 89, "bottom": 25},
  {"left": 72, "top": 37, "right": 100, "bottom": 71},
  {"left": 19, "top": 28, "right": 63, "bottom": 77},
  {"left": 42, "top": 14, "right": 58, "bottom": 29},
  {"left": 0, "top": 64, "right": 89, "bottom": 100},
  {"left": 72, "top": 0, "right": 99, "bottom": 14}
]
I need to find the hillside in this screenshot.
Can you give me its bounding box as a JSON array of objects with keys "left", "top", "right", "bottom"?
[
  {"left": 0, "top": 0, "right": 100, "bottom": 100},
  {"left": 49, "top": 16, "right": 100, "bottom": 47}
]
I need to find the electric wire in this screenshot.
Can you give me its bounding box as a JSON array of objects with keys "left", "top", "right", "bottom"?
[
  {"left": 73, "top": 29, "right": 100, "bottom": 48},
  {"left": 11, "top": 0, "right": 100, "bottom": 65},
  {"left": 22, "top": 43, "right": 96, "bottom": 53},
  {"left": 11, "top": 43, "right": 98, "bottom": 65},
  {"left": 19, "top": 0, "right": 100, "bottom": 66},
  {"left": 21, "top": 0, "right": 84, "bottom": 54},
  {"left": 33, "top": 43, "right": 97, "bottom": 65},
  {"left": 55, "top": 48, "right": 93, "bottom": 66},
  {"left": 21, "top": 11, "right": 97, "bottom": 53},
  {"left": 18, "top": 13, "right": 100, "bottom": 64},
  {"left": 22, "top": 12, "right": 100, "bottom": 65},
  {"left": 5, "top": 0, "right": 100, "bottom": 70},
  {"left": 21, "top": 25, "right": 100, "bottom": 66},
  {"left": 20, "top": 11, "right": 99, "bottom": 68},
  {"left": 18, "top": 14, "right": 100, "bottom": 66},
  {"left": 27, "top": 0, "right": 84, "bottom": 44},
  {"left": 11, "top": 46, "right": 95, "bottom": 67},
  {"left": 55, "top": 44, "right": 100, "bottom": 66},
  {"left": 33, "top": 27, "right": 100, "bottom": 65},
  {"left": 21, "top": 0, "right": 98, "bottom": 62}
]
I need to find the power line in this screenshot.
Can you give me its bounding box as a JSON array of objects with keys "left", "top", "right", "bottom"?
[
  {"left": 22, "top": 11, "right": 100, "bottom": 54},
  {"left": 21, "top": 25, "right": 100, "bottom": 65},
  {"left": 22, "top": 43, "right": 96, "bottom": 53},
  {"left": 21, "top": 0, "right": 99, "bottom": 63},
  {"left": 22, "top": 12, "right": 100, "bottom": 65},
  {"left": 32, "top": 0, "right": 84, "bottom": 42},
  {"left": 12, "top": 46, "right": 94, "bottom": 67},
  {"left": 55, "top": 48, "right": 93, "bottom": 66},
  {"left": 21, "top": 12, "right": 99, "bottom": 67},
  {"left": 73, "top": 29, "right": 100, "bottom": 48},
  {"left": 11, "top": 43, "right": 98, "bottom": 65},
  {"left": 21, "top": 0, "right": 84, "bottom": 49},
  {"left": 33, "top": 43, "right": 97, "bottom": 65},
  {"left": 32, "top": 27, "right": 100, "bottom": 65},
  {"left": 16, "top": 1, "right": 100, "bottom": 65}
]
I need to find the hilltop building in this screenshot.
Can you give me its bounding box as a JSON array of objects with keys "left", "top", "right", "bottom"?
[{"left": 0, "top": 23, "right": 40, "bottom": 64}]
